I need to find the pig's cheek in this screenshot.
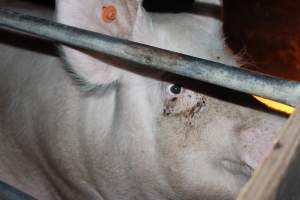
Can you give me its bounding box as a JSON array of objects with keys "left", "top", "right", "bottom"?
[{"left": 157, "top": 98, "right": 228, "bottom": 199}]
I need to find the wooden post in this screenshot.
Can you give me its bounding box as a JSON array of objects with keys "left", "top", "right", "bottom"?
[{"left": 237, "top": 102, "right": 300, "bottom": 200}]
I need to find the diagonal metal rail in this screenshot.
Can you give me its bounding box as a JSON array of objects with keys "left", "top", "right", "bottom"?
[{"left": 0, "top": 8, "right": 300, "bottom": 106}]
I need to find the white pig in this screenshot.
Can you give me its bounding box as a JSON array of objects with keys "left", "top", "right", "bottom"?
[{"left": 0, "top": 0, "right": 286, "bottom": 200}]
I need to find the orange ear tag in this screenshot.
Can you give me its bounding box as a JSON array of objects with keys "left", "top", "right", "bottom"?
[{"left": 102, "top": 5, "right": 117, "bottom": 23}]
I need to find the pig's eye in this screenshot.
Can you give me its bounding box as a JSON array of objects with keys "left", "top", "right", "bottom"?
[{"left": 167, "top": 84, "right": 182, "bottom": 95}]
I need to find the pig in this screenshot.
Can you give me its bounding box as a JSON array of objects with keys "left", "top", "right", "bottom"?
[{"left": 0, "top": 0, "right": 287, "bottom": 200}]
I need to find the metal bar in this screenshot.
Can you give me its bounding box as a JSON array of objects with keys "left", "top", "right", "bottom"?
[
  {"left": 0, "top": 180, "right": 37, "bottom": 200},
  {"left": 0, "top": 8, "right": 300, "bottom": 106}
]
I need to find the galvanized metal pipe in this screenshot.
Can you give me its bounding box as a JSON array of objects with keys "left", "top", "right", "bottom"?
[
  {"left": 0, "top": 8, "right": 300, "bottom": 106},
  {"left": 0, "top": 180, "right": 37, "bottom": 200}
]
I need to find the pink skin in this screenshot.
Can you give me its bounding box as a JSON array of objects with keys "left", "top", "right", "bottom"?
[{"left": 0, "top": 1, "right": 287, "bottom": 200}]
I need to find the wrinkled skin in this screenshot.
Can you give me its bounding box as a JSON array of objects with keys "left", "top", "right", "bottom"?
[{"left": 0, "top": 0, "right": 286, "bottom": 200}]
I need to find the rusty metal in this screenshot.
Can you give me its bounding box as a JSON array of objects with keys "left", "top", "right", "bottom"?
[{"left": 0, "top": 8, "right": 300, "bottom": 106}]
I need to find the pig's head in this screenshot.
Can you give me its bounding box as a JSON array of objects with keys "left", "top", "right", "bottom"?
[{"left": 55, "top": 0, "right": 286, "bottom": 199}]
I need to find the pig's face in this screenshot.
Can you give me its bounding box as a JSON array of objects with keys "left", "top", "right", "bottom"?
[
  {"left": 56, "top": 0, "right": 286, "bottom": 199},
  {"left": 157, "top": 82, "right": 284, "bottom": 199}
]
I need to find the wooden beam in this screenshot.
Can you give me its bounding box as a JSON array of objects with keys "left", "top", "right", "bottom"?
[{"left": 237, "top": 102, "right": 300, "bottom": 200}]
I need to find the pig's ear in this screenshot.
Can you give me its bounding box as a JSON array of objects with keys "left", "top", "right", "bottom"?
[{"left": 56, "top": 0, "right": 142, "bottom": 85}]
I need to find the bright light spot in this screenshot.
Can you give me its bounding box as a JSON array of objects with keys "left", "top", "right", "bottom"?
[{"left": 253, "top": 96, "right": 295, "bottom": 115}]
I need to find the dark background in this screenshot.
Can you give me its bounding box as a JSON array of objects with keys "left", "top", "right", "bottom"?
[
  {"left": 25, "top": 0, "right": 54, "bottom": 7},
  {"left": 11, "top": 0, "right": 300, "bottom": 81},
  {"left": 223, "top": 0, "right": 300, "bottom": 81}
]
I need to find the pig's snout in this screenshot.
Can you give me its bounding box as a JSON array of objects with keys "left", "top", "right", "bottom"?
[{"left": 234, "top": 115, "right": 285, "bottom": 170}]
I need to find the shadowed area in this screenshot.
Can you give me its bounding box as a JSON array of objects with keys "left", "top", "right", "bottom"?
[
  {"left": 20, "top": 0, "right": 54, "bottom": 7},
  {"left": 142, "top": 0, "right": 194, "bottom": 13}
]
